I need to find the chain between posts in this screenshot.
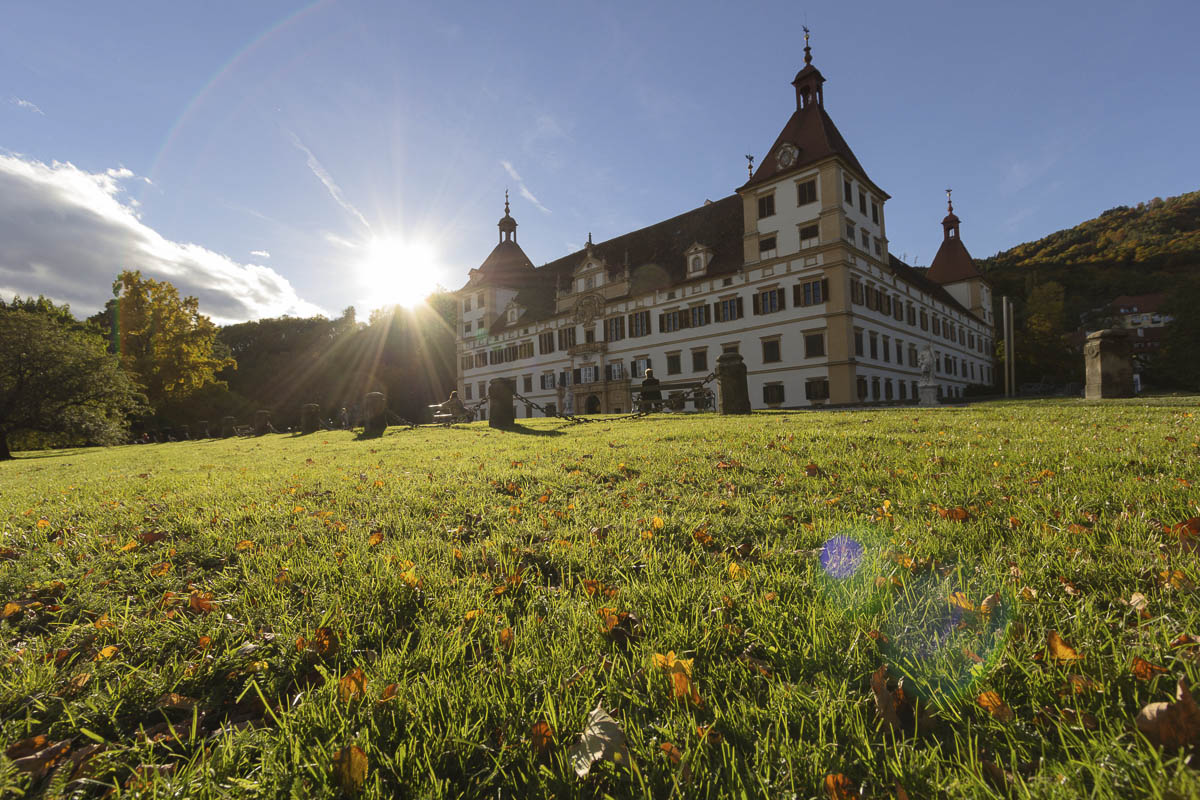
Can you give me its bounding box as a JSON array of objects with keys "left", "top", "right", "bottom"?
[{"left": 507, "top": 369, "right": 719, "bottom": 425}]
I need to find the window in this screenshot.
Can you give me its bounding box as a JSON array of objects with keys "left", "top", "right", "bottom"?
[
  {"left": 884, "top": 379, "right": 893, "bottom": 400},
  {"left": 722, "top": 342, "right": 740, "bottom": 354},
  {"left": 523, "top": 376, "right": 533, "bottom": 393},
  {"left": 919, "top": 309, "right": 929, "bottom": 331},
  {"left": 763, "top": 384, "right": 785, "bottom": 405},
  {"left": 804, "top": 332, "right": 825, "bottom": 358},
  {"left": 478, "top": 381, "right": 486, "bottom": 398},
  {"left": 854, "top": 328, "right": 864, "bottom": 356},
  {"left": 797, "top": 179, "right": 817, "bottom": 205},
  {"left": 666, "top": 353, "right": 681, "bottom": 375},
  {"left": 722, "top": 277, "right": 734, "bottom": 287},
  {"left": 846, "top": 221, "right": 856, "bottom": 241},
  {"left": 871, "top": 201, "right": 879, "bottom": 224},
  {"left": 896, "top": 339, "right": 904, "bottom": 363},
  {"left": 507, "top": 308, "right": 518, "bottom": 323},
  {"left": 460, "top": 355, "right": 472, "bottom": 371},
  {"left": 518, "top": 341, "right": 534, "bottom": 359},
  {"left": 539, "top": 331, "right": 555, "bottom": 354},
  {"left": 557, "top": 327, "right": 577, "bottom": 350},
  {"left": 660, "top": 310, "right": 681, "bottom": 333},
  {"left": 799, "top": 223, "right": 819, "bottom": 248},
  {"left": 844, "top": 179, "right": 853, "bottom": 203},
  {"left": 851, "top": 279, "right": 864, "bottom": 305},
  {"left": 689, "top": 305, "right": 710, "bottom": 327},
  {"left": 881, "top": 335, "right": 890, "bottom": 362},
  {"left": 690, "top": 255, "right": 704, "bottom": 273},
  {"left": 584, "top": 326, "right": 596, "bottom": 344},
  {"left": 907, "top": 303, "right": 916, "bottom": 325},
  {"left": 762, "top": 339, "right": 781, "bottom": 363},
  {"left": 477, "top": 294, "right": 485, "bottom": 308},
  {"left": 463, "top": 297, "right": 472, "bottom": 313},
  {"left": 585, "top": 275, "right": 595, "bottom": 290},
  {"left": 757, "top": 194, "right": 775, "bottom": 219},
  {"left": 607, "top": 361, "right": 625, "bottom": 381},
  {"left": 861, "top": 229, "right": 870, "bottom": 249},
  {"left": 759, "top": 236, "right": 777, "bottom": 259},
  {"left": 856, "top": 377, "right": 868, "bottom": 400},
  {"left": 893, "top": 296, "right": 904, "bottom": 321},
  {"left": 541, "top": 373, "right": 555, "bottom": 390},
  {"left": 715, "top": 296, "right": 744, "bottom": 322},
  {"left": 869, "top": 331, "right": 878, "bottom": 359},
  {"left": 631, "top": 357, "right": 651, "bottom": 377},
  {"left": 932, "top": 316, "right": 941, "bottom": 336},
  {"left": 464, "top": 321, "right": 472, "bottom": 334},
  {"left": 475, "top": 352, "right": 487, "bottom": 368},
  {"left": 805, "top": 379, "right": 829, "bottom": 401},
  {"left": 858, "top": 189, "right": 867, "bottom": 215},
  {"left": 580, "top": 366, "right": 597, "bottom": 384},
  {"left": 692, "top": 348, "right": 709, "bottom": 372},
  {"left": 899, "top": 381, "right": 907, "bottom": 400},
  {"left": 604, "top": 316, "right": 625, "bottom": 342},
  {"left": 628, "top": 310, "right": 651, "bottom": 337},
  {"left": 871, "top": 376, "right": 880, "bottom": 401},
  {"left": 874, "top": 237, "right": 882, "bottom": 257},
  {"left": 794, "top": 278, "right": 828, "bottom": 307},
  {"left": 753, "top": 288, "right": 785, "bottom": 315},
  {"left": 464, "top": 384, "right": 473, "bottom": 400}
]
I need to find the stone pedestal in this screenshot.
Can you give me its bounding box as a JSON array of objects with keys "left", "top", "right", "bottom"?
[
  {"left": 177, "top": 424, "right": 190, "bottom": 441},
  {"left": 363, "top": 392, "right": 387, "bottom": 437},
  {"left": 300, "top": 403, "right": 320, "bottom": 434},
  {"left": 221, "top": 416, "right": 236, "bottom": 438},
  {"left": 716, "top": 352, "right": 751, "bottom": 415},
  {"left": 253, "top": 410, "right": 272, "bottom": 436},
  {"left": 918, "top": 384, "right": 939, "bottom": 408},
  {"left": 1085, "top": 329, "right": 1134, "bottom": 400},
  {"left": 488, "top": 378, "right": 515, "bottom": 429}
]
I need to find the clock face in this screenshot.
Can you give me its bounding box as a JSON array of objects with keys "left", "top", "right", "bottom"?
[{"left": 777, "top": 143, "right": 798, "bottom": 169}]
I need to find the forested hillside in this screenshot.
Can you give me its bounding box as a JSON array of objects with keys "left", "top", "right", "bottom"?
[{"left": 974, "top": 191, "right": 1200, "bottom": 385}]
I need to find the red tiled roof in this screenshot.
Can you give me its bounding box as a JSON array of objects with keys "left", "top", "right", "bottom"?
[
  {"left": 1111, "top": 293, "right": 1166, "bottom": 314},
  {"left": 926, "top": 214, "right": 983, "bottom": 285}
]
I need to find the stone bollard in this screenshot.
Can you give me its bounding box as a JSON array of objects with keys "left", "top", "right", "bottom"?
[
  {"left": 254, "top": 410, "right": 272, "bottom": 436},
  {"left": 221, "top": 416, "right": 236, "bottom": 438},
  {"left": 488, "top": 378, "right": 515, "bottom": 429},
  {"left": 177, "top": 424, "right": 190, "bottom": 441},
  {"left": 300, "top": 403, "right": 320, "bottom": 434},
  {"left": 196, "top": 420, "right": 210, "bottom": 439},
  {"left": 363, "top": 392, "right": 387, "bottom": 437},
  {"left": 716, "top": 352, "right": 751, "bottom": 415},
  {"left": 1085, "top": 329, "right": 1134, "bottom": 399}
]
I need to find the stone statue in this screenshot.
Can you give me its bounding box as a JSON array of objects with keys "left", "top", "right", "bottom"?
[{"left": 918, "top": 345, "right": 935, "bottom": 386}]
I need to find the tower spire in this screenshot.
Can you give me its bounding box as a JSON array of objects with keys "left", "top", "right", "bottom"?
[
  {"left": 498, "top": 190, "right": 517, "bottom": 243},
  {"left": 803, "top": 26, "right": 812, "bottom": 65},
  {"left": 505, "top": 188, "right": 510, "bottom": 216},
  {"left": 946, "top": 187, "right": 953, "bottom": 214}
]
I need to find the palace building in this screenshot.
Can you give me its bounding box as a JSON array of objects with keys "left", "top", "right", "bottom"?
[{"left": 454, "top": 39, "right": 995, "bottom": 416}]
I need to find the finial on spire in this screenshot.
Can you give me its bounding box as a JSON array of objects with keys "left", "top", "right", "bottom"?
[
  {"left": 504, "top": 188, "right": 510, "bottom": 215},
  {"left": 587, "top": 232, "right": 593, "bottom": 246},
  {"left": 945, "top": 187, "right": 953, "bottom": 213},
  {"left": 803, "top": 25, "right": 812, "bottom": 65},
  {"left": 745, "top": 154, "right": 754, "bottom": 178}
]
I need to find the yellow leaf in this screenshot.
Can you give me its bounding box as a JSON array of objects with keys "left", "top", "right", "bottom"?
[
  {"left": 976, "top": 690, "right": 1014, "bottom": 722},
  {"left": 1019, "top": 586, "right": 1038, "bottom": 601},
  {"left": 332, "top": 745, "right": 368, "bottom": 794},
  {"left": 2, "top": 601, "right": 23, "bottom": 619},
  {"left": 499, "top": 627, "right": 514, "bottom": 648},
  {"left": 464, "top": 609, "right": 484, "bottom": 622},
  {"left": 120, "top": 540, "right": 139, "bottom": 552},
  {"left": 1047, "top": 630, "right": 1081, "bottom": 662},
  {"left": 235, "top": 540, "right": 255, "bottom": 552},
  {"left": 378, "top": 683, "right": 398, "bottom": 703},
  {"left": 727, "top": 562, "right": 745, "bottom": 579},
  {"left": 339, "top": 668, "right": 367, "bottom": 703},
  {"left": 93, "top": 645, "right": 118, "bottom": 661},
  {"left": 36, "top": 519, "right": 50, "bottom": 529},
  {"left": 149, "top": 561, "right": 171, "bottom": 577},
  {"left": 93, "top": 613, "right": 113, "bottom": 630},
  {"left": 948, "top": 591, "right": 975, "bottom": 612},
  {"left": 368, "top": 531, "right": 384, "bottom": 547},
  {"left": 652, "top": 516, "right": 664, "bottom": 530}
]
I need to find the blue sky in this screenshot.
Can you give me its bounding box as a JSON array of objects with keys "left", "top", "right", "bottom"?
[{"left": 2, "top": 1, "right": 1198, "bottom": 322}]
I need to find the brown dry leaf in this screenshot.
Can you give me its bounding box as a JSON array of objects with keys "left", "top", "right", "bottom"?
[
  {"left": 5, "top": 735, "right": 49, "bottom": 761},
  {"left": 871, "top": 665, "right": 904, "bottom": 733},
  {"left": 976, "top": 691, "right": 1014, "bottom": 723},
  {"left": 1019, "top": 586, "right": 1038, "bottom": 601},
  {"left": 531, "top": 721, "right": 554, "bottom": 754},
  {"left": 63, "top": 672, "right": 91, "bottom": 695},
  {"left": 1132, "top": 657, "right": 1169, "bottom": 681},
  {"left": 568, "top": 704, "right": 630, "bottom": 777},
  {"left": 139, "top": 530, "right": 168, "bottom": 545},
  {"left": 1063, "top": 674, "right": 1102, "bottom": 695},
  {"left": 93, "top": 613, "right": 113, "bottom": 630},
  {"left": 339, "top": 669, "right": 367, "bottom": 703},
  {"left": 149, "top": 562, "right": 171, "bottom": 577},
  {"left": 1136, "top": 677, "right": 1200, "bottom": 750},
  {"left": 659, "top": 741, "right": 682, "bottom": 765},
  {"left": 188, "top": 591, "right": 215, "bottom": 614},
  {"left": 298, "top": 627, "right": 339, "bottom": 660},
  {"left": 895, "top": 781, "right": 911, "bottom": 800},
  {"left": 980, "top": 592, "right": 1001, "bottom": 614},
  {"left": 1047, "top": 631, "right": 1081, "bottom": 663},
  {"left": 367, "top": 531, "right": 384, "bottom": 547},
  {"left": 653, "top": 651, "right": 701, "bottom": 705},
  {"left": 155, "top": 692, "right": 198, "bottom": 711},
  {"left": 93, "top": 645, "right": 118, "bottom": 662},
  {"left": 1060, "top": 707, "right": 1099, "bottom": 730},
  {"left": 10, "top": 738, "right": 72, "bottom": 780},
  {"left": 824, "top": 773, "right": 861, "bottom": 799},
  {"left": 805, "top": 462, "right": 821, "bottom": 477},
  {"left": 378, "top": 683, "right": 398, "bottom": 703},
  {"left": 499, "top": 627, "right": 514, "bottom": 649},
  {"left": 738, "top": 652, "right": 772, "bottom": 677},
  {"left": 332, "top": 745, "right": 368, "bottom": 794},
  {"left": 1171, "top": 633, "right": 1200, "bottom": 648}
]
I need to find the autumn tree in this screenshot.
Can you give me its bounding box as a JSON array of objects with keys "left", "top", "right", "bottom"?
[
  {"left": 0, "top": 308, "right": 143, "bottom": 460},
  {"left": 97, "top": 271, "right": 234, "bottom": 414}
]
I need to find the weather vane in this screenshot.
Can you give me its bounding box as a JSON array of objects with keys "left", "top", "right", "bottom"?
[
  {"left": 745, "top": 154, "right": 754, "bottom": 178},
  {"left": 946, "top": 187, "right": 953, "bottom": 212},
  {"left": 803, "top": 25, "right": 812, "bottom": 65}
]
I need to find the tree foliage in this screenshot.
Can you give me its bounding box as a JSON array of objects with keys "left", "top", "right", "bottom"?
[
  {"left": 95, "top": 271, "right": 234, "bottom": 414},
  {"left": 0, "top": 309, "right": 143, "bottom": 459}
]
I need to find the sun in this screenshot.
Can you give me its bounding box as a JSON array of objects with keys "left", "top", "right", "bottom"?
[{"left": 356, "top": 236, "right": 443, "bottom": 309}]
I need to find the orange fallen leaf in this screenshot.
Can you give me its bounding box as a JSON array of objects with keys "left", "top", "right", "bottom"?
[
  {"left": 1047, "top": 630, "right": 1081, "bottom": 663},
  {"left": 332, "top": 745, "right": 368, "bottom": 794},
  {"left": 1136, "top": 677, "right": 1200, "bottom": 750},
  {"left": 367, "top": 531, "right": 384, "bottom": 547},
  {"left": 149, "top": 562, "right": 171, "bottom": 577},
  {"left": 1132, "top": 657, "right": 1169, "bottom": 681},
  {"left": 235, "top": 540, "right": 255, "bottom": 552},
  {"left": 976, "top": 691, "right": 1014, "bottom": 723},
  {"left": 825, "top": 773, "right": 861, "bottom": 799},
  {"left": 499, "top": 627, "right": 514, "bottom": 649},
  {"left": 93, "top": 645, "right": 118, "bottom": 661},
  {"left": 378, "top": 683, "right": 398, "bottom": 703},
  {"left": 653, "top": 651, "right": 701, "bottom": 705},
  {"left": 339, "top": 668, "right": 367, "bottom": 702},
  {"left": 188, "top": 591, "right": 215, "bottom": 614},
  {"left": 531, "top": 720, "right": 554, "bottom": 754},
  {"left": 948, "top": 591, "right": 975, "bottom": 612}
]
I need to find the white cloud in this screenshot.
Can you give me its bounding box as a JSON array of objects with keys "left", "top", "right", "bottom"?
[
  {"left": 250, "top": 250, "right": 271, "bottom": 259},
  {"left": 0, "top": 154, "right": 326, "bottom": 324},
  {"left": 285, "top": 130, "right": 371, "bottom": 231},
  {"left": 10, "top": 97, "right": 44, "bottom": 115},
  {"left": 500, "top": 159, "right": 551, "bottom": 215}
]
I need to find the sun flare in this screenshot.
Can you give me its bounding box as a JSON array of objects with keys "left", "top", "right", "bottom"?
[{"left": 356, "top": 236, "right": 442, "bottom": 309}]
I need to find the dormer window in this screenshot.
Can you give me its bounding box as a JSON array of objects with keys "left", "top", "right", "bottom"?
[
  {"left": 507, "top": 307, "right": 518, "bottom": 323},
  {"left": 690, "top": 255, "right": 704, "bottom": 273}
]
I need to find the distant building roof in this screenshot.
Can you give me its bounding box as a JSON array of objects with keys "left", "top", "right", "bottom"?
[
  {"left": 1111, "top": 293, "right": 1166, "bottom": 314},
  {"left": 926, "top": 198, "right": 984, "bottom": 285}
]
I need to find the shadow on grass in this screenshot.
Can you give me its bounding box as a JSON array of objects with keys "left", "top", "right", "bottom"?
[{"left": 493, "top": 423, "right": 566, "bottom": 437}]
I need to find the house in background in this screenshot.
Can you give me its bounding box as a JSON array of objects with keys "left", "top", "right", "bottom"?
[{"left": 454, "top": 37, "right": 995, "bottom": 416}]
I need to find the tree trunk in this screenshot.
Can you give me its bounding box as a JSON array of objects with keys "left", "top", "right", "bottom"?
[{"left": 0, "top": 429, "right": 11, "bottom": 461}]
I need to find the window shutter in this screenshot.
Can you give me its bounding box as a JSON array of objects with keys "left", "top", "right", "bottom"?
[
  {"left": 658, "top": 313, "right": 665, "bottom": 332},
  {"left": 713, "top": 301, "right": 721, "bottom": 322},
  {"left": 736, "top": 297, "right": 744, "bottom": 318},
  {"left": 793, "top": 284, "right": 802, "bottom": 307},
  {"left": 777, "top": 288, "right": 786, "bottom": 310},
  {"left": 681, "top": 311, "right": 690, "bottom": 328},
  {"left": 573, "top": 368, "right": 581, "bottom": 385},
  {"left": 752, "top": 293, "right": 761, "bottom": 315}
]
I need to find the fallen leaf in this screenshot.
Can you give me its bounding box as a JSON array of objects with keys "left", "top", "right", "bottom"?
[
  {"left": 339, "top": 669, "right": 367, "bottom": 703},
  {"left": 62, "top": 672, "right": 91, "bottom": 695},
  {"left": 1019, "top": 586, "right": 1038, "bottom": 601},
  {"left": 10, "top": 738, "right": 72, "bottom": 780},
  {"left": 155, "top": 693, "right": 198, "bottom": 711},
  {"left": 825, "top": 773, "right": 861, "bottom": 799},
  {"left": 332, "top": 745, "right": 368, "bottom": 794},
  {"left": 727, "top": 562, "right": 745, "bottom": 580},
  {"left": 499, "top": 627, "right": 514, "bottom": 649},
  {"left": 1132, "top": 657, "right": 1169, "bottom": 681},
  {"left": 188, "top": 591, "right": 215, "bottom": 614},
  {"left": 531, "top": 721, "right": 554, "bottom": 754},
  {"left": 659, "top": 741, "right": 682, "bottom": 765},
  {"left": 93, "top": 645, "right": 118, "bottom": 661},
  {"left": 568, "top": 704, "right": 630, "bottom": 777},
  {"left": 93, "top": 613, "right": 113, "bottom": 630},
  {"left": 149, "top": 562, "right": 171, "bottom": 577},
  {"left": 235, "top": 540, "right": 255, "bottom": 552},
  {"left": 378, "top": 683, "right": 398, "bottom": 703},
  {"left": 977, "top": 691, "right": 1014, "bottom": 723},
  {"left": 1047, "top": 631, "right": 1081, "bottom": 663},
  {"left": 367, "top": 531, "right": 384, "bottom": 547},
  {"left": 653, "top": 651, "right": 701, "bottom": 705},
  {"left": 948, "top": 591, "right": 975, "bottom": 612},
  {"left": 980, "top": 592, "right": 1001, "bottom": 614},
  {"left": 871, "top": 665, "right": 903, "bottom": 733},
  {"left": 1136, "top": 677, "right": 1200, "bottom": 750},
  {"left": 5, "top": 735, "right": 49, "bottom": 760},
  {"left": 696, "top": 723, "right": 723, "bottom": 745},
  {"left": 805, "top": 462, "right": 821, "bottom": 477}
]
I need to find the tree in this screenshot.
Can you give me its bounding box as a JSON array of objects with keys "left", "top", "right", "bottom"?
[
  {"left": 1148, "top": 280, "right": 1200, "bottom": 391},
  {"left": 97, "top": 271, "right": 234, "bottom": 414},
  {"left": 0, "top": 310, "right": 143, "bottom": 460}
]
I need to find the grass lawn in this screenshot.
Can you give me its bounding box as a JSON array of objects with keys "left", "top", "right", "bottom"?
[{"left": 1, "top": 398, "right": 1198, "bottom": 798}]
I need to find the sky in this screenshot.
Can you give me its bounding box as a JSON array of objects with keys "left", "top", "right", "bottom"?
[{"left": 2, "top": 1, "right": 1198, "bottom": 323}]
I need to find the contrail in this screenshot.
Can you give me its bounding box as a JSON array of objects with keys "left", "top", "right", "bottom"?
[{"left": 286, "top": 130, "right": 371, "bottom": 231}]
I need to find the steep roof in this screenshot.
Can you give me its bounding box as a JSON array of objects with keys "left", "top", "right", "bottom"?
[
  {"left": 1111, "top": 293, "right": 1166, "bottom": 314},
  {"left": 742, "top": 103, "right": 867, "bottom": 191},
  {"left": 473, "top": 240, "right": 538, "bottom": 287},
  {"left": 926, "top": 210, "right": 984, "bottom": 285}
]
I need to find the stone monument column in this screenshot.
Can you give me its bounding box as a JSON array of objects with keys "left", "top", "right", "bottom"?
[
  {"left": 716, "top": 352, "right": 751, "bottom": 415},
  {"left": 488, "top": 378, "right": 515, "bottom": 429},
  {"left": 917, "top": 344, "right": 939, "bottom": 407},
  {"left": 253, "top": 410, "right": 272, "bottom": 436},
  {"left": 363, "top": 392, "right": 387, "bottom": 437},
  {"left": 300, "top": 403, "right": 320, "bottom": 434},
  {"left": 1085, "top": 329, "right": 1134, "bottom": 399}
]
